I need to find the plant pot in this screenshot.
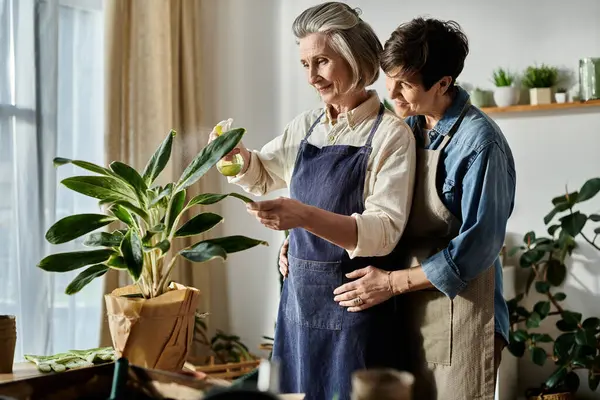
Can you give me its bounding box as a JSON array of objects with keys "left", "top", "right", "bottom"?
[
  {"left": 0, "top": 315, "right": 16, "bottom": 373},
  {"left": 493, "top": 86, "right": 520, "bottom": 107},
  {"left": 529, "top": 88, "right": 552, "bottom": 105},
  {"left": 554, "top": 92, "right": 567, "bottom": 103},
  {"left": 470, "top": 89, "right": 489, "bottom": 107},
  {"left": 104, "top": 282, "right": 200, "bottom": 372}
]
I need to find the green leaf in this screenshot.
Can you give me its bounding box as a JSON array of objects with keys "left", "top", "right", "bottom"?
[
  {"left": 167, "top": 190, "right": 187, "bottom": 232},
  {"left": 193, "top": 235, "right": 269, "bottom": 254},
  {"left": 113, "top": 201, "right": 149, "bottom": 223},
  {"left": 544, "top": 202, "right": 571, "bottom": 225},
  {"left": 175, "top": 213, "right": 223, "bottom": 237},
  {"left": 590, "top": 214, "right": 600, "bottom": 222},
  {"left": 150, "top": 184, "right": 173, "bottom": 207},
  {"left": 560, "top": 212, "right": 587, "bottom": 237},
  {"left": 109, "top": 161, "right": 148, "bottom": 205},
  {"left": 177, "top": 128, "right": 246, "bottom": 190},
  {"left": 180, "top": 242, "right": 228, "bottom": 263},
  {"left": 520, "top": 249, "right": 545, "bottom": 268},
  {"left": 144, "top": 240, "right": 170, "bottom": 254},
  {"left": 121, "top": 230, "right": 143, "bottom": 281},
  {"left": 554, "top": 292, "right": 567, "bottom": 301},
  {"left": 545, "top": 365, "right": 568, "bottom": 389},
  {"left": 513, "top": 329, "right": 529, "bottom": 342},
  {"left": 563, "top": 311, "right": 582, "bottom": 325},
  {"left": 516, "top": 306, "right": 531, "bottom": 318},
  {"left": 577, "top": 178, "right": 600, "bottom": 203},
  {"left": 547, "top": 224, "right": 561, "bottom": 236},
  {"left": 109, "top": 204, "right": 136, "bottom": 227},
  {"left": 142, "top": 130, "right": 176, "bottom": 186},
  {"left": 535, "top": 281, "right": 550, "bottom": 294},
  {"left": 150, "top": 224, "right": 166, "bottom": 233},
  {"left": 547, "top": 259, "right": 567, "bottom": 287},
  {"left": 582, "top": 317, "right": 600, "bottom": 330},
  {"left": 37, "top": 249, "right": 115, "bottom": 272},
  {"left": 507, "top": 338, "right": 525, "bottom": 357},
  {"left": 556, "top": 319, "right": 578, "bottom": 332},
  {"left": 84, "top": 232, "right": 123, "bottom": 248},
  {"left": 527, "top": 312, "right": 542, "bottom": 328},
  {"left": 107, "top": 255, "right": 128, "bottom": 269},
  {"left": 61, "top": 176, "right": 138, "bottom": 204},
  {"left": 532, "top": 334, "right": 553, "bottom": 343},
  {"left": 575, "top": 328, "right": 596, "bottom": 347},
  {"left": 565, "top": 371, "right": 580, "bottom": 393},
  {"left": 554, "top": 333, "right": 575, "bottom": 360},
  {"left": 187, "top": 192, "right": 254, "bottom": 207},
  {"left": 524, "top": 231, "right": 536, "bottom": 244},
  {"left": 65, "top": 264, "right": 109, "bottom": 295},
  {"left": 45, "top": 214, "right": 116, "bottom": 244},
  {"left": 552, "top": 191, "right": 578, "bottom": 206},
  {"left": 534, "top": 301, "right": 551, "bottom": 319},
  {"left": 531, "top": 346, "right": 547, "bottom": 366},
  {"left": 595, "top": 227, "right": 600, "bottom": 234},
  {"left": 53, "top": 157, "right": 112, "bottom": 176}
]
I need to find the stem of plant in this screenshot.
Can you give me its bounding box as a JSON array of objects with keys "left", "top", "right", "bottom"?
[{"left": 581, "top": 232, "right": 600, "bottom": 251}]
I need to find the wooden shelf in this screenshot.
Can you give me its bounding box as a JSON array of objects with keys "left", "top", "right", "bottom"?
[{"left": 481, "top": 99, "right": 600, "bottom": 114}]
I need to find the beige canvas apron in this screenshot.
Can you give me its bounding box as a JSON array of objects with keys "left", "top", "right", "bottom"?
[{"left": 400, "top": 117, "right": 496, "bottom": 400}]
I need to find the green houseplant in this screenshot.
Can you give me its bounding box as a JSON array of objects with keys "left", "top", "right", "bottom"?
[
  {"left": 492, "top": 67, "right": 520, "bottom": 107},
  {"left": 37, "top": 128, "right": 268, "bottom": 371},
  {"left": 507, "top": 177, "right": 600, "bottom": 399},
  {"left": 522, "top": 64, "right": 559, "bottom": 105}
]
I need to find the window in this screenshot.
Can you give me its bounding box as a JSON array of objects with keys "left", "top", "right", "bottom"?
[{"left": 0, "top": 0, "right": 104, "bottom": 361}]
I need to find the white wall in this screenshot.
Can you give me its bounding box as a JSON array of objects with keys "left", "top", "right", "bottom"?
[{"left": 205, "top": 0, "right": 600, "bottom": 397}]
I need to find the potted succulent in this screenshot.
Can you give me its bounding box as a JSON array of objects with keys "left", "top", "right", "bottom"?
[
  {"left": 492, "top": 67, "right": 520, "bottom": 107},
  {"left": 507, "top": 177, "right": 600, "bottom": 399},
  {"left": 37, "top": 128, "right": 268, "bottom": 371},
  {"left": 555, "top": 88, "right": 568, "bottom": 104},
  {"left": 522, "top": 64, "right": 559, "bottom": 105}
]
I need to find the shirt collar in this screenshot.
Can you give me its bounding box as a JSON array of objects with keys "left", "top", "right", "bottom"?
[
  {"left": 429, "top": 86, "right": 471, "bottom": 136},
  {"left": 322, "top": 90, "right": 380, "bottom": 129}
]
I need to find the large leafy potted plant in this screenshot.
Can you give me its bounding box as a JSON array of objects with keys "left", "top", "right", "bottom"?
[
  {"left": 37, "top": 128, "right": 268, "bottom": 371},
  {"left": 507, "top": 178, "right": 600, "bottom": 399}
]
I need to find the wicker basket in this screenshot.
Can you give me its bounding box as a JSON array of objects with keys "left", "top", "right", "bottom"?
[{"left": 187, "top": 355, "right": 261, "bottom": 381}]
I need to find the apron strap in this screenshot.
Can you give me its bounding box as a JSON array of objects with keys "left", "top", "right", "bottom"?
[
  {"left": 364, "top": 103, "right": 385, "bottom": 148},
  {"left": 303, "top": 111, "right": 325, "bottom": 141}
]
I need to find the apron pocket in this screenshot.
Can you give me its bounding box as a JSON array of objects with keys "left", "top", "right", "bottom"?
[
  {"left": 282, "top": 255, "right": 343, "bottom": 331},
  {"left": 410, "top": 289, "right": 453, "bottom": 365}
]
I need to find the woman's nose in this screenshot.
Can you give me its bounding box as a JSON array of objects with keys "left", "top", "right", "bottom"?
[{"left": 308, "top": 65, "right": 320, "bottom": 85}]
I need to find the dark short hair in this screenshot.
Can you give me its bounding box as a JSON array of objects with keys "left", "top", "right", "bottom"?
[{"left": 381, "top": 18, "right": 469, "bottom": 90}]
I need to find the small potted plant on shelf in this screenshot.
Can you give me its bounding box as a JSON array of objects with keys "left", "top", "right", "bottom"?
[
  {"left": 492, "top": 67, "right": 520, "bottom": 107},
  {"left": 507, "top": 177, "right": 600, "bottom": 400},
  {"left": 555, "top": 88, "right": 568, "bottom": 104},
  {"left": 37, "top": 128, "right": 268, "bottom": 372},
  {"left": 522, "top": 64, "right": 559, "bottom": 105}
]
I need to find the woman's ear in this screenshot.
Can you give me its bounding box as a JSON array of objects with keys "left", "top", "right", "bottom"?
[{"left": 438, "top": 76, "right": 453, "bottom": 95}]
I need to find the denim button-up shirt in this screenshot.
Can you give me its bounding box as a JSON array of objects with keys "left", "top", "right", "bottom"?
[{"left": 405, "top": 87, "right": 516, "bottom": 342}]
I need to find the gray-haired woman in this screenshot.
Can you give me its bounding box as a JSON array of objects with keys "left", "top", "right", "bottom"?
[{"left": 209, "top": 2, "right": 415, "bottom": 399}]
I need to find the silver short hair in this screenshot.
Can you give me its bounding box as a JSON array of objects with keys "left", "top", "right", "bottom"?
[{"left": 292, "top": 2, "right": 382, "bottom": 91}]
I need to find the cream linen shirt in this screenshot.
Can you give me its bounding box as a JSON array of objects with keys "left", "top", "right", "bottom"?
[{"left": 229, "top": 91, "right": 416, "bottom": 259}]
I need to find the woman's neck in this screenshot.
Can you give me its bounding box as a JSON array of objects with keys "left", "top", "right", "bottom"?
[
  {"left": 329, "top": 90, "right": 370, "bottom": 120},
  {"left": 423, "top": 92, "right": 454, "bottom": 130}
]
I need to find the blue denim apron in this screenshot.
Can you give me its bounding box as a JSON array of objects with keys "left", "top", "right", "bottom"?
[{"left": 272, "top": 104, "right": 403, "bottom": 400}]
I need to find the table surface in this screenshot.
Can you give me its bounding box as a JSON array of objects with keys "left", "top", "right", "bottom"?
[
  {"left": 0, "top": 362, "right": 42, "bottom": 383},
  {"left": 0, "top": 363, "right": 305, "bottom": 399}
]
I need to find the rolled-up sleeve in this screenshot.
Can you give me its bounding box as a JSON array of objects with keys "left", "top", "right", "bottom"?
[
  {"left": 421, "top": 143, "right": 515, "bottom": 298},
  {"left": 348, "top": 127, "right": 416, "bottom": 258}
]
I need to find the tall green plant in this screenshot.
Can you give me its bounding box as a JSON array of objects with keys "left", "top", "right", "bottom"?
[
  {"left": 507, "top": 178, "right": 600, "bottom": 395},
  {"left": 37, "top": 129, "right": 268, "bottom": 298}
]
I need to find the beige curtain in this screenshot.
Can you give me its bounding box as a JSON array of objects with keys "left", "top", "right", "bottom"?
[{"left": 100, "top": 0, "right": 224, "bottom": 349}]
